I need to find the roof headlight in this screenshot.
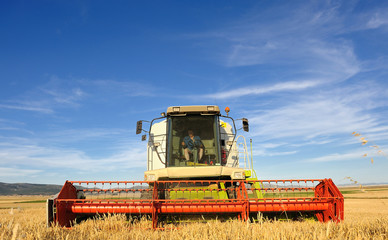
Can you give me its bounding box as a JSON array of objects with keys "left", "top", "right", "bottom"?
[
  {"left": 233, "top": 172, "right": 244, "bottom": 179},
  {"left": 145, "top": 174, "right": 156, "bottom": 181}
]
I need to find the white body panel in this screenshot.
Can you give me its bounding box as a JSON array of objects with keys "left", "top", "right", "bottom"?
[
  {"left": 147, "top": 120, "right": 167, "bottom": 171},
  {"left": 220, "top": 120, "right": 239, "bottom": 168}
]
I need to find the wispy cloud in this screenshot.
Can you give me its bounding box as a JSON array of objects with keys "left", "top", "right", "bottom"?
[
  {"left": 0, "top": 139, "right": 146, "bottom": 173},
  {"left": 187, "top": 2, "right": 361, "bottom": 87},
  {"left": 247, "top": 83, "right": 387, "bottom": 143},
  {"left": 0, "top": 125, "right": 148, "bottom": 176},
  {"left": 0, "top": 167, "right": 42, "bottom": 178},
  {"left": 0, "top": 75, "right": 157, "bottom": 116},
  {"left": 41, "top": 128, "right": 130, "bottom": 144},
  {"left": 254, "top": 149, "right": 298, "bottom": 157},
  {"left": 200, "top": 80, "right": 322, "bottom": 99},
  {"left": 0, "top": 77, "right": 86, "bottom": 114},
  {"left": 48, "top": 75, "right": 156, "bottom": 97},
  {"left": 0, "top": 103, "right": 53, "bottom": 114},
  {"left": 304, "top": 151, "right": 370, "bottom": 163},
  {"left": 80, "top": 79, "right": 157, "bottom": 97},
  {"left": 40, "top": 87, "right": 85, "bottom": 106},
  {"left": 366, "top": 10, "right": 388, "bottom": 29}
]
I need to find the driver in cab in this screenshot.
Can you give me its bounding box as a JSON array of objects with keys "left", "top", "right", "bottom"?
[{"left": 182, "top": 130, "right": 204, "bottom": 162}]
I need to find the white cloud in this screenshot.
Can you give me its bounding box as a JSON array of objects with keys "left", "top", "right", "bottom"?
[
  {"left": 0, "top": 76, "right": 157, "bottom": 116},
  {"left": 247, "top": 85, "right": 385, "bottom": 142},
  {"left": 264, "top": 151, "right": 297, "bottom": 157},
  {"left": 310, "top": 41, "right": 360, "bottom": 80},
  {"left": 0, "top": 142, "right": 146, "bottom": 172},
  {"left": 201, "top": 80, "right": 322, "bottom": 99},
  {"left": 0, "top": 167, "right": 42, "bottom": 177},
  {"left": 0, "top": 77, "right": 87, "bottom": 114},
  {"left": 186, "top": 2, "right": 362, "bottom": 92},
  {"left": 304, "top": 150, "right": 371, "bottom": 163},
  {"left": 0, "top": 103, "right": 54, "bottom": 114},
  {"left": 218, "top": 4, "right": 352, "bottom": 66},
  {"left": 41, "top": 87, "right": 85, "bottom": 106},
  {"left": 363, "top": 131, "right": 388, "bottom": 143},
  {"left": 83, "top": 79, "right": 156, "bottom": 97},
  {"left": 261, "top": 143, "right": 287, "bottom": 149},
  {"left": 41, "top": 128, "right": 130, "bottom": 143},
  {"left": 223, "top": 32, "right": 360, "bottom": 86},
  {"left": 366, "top": 11, "right": 388, "bottom": 29}
]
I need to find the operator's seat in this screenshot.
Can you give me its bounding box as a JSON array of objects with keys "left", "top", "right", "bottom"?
[{"left": 201, "top": 139, "right": 215, "bottom": 163}]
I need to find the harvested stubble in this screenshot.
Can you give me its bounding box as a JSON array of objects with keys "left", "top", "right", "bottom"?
[{"left": 1, "top": 203, "right": 387, "bottom": 240}]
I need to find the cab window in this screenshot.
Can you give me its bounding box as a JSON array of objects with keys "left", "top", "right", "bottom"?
[{"left": 167, "top": 115, "right": 220, "bottom": 167}]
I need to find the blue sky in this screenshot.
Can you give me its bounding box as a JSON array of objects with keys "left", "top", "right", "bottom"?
[{"left": 1, "top": 1, "right": 388, "bottom": 185}]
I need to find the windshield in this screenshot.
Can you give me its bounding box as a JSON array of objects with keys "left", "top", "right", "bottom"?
[{"left": 167, "top": 115, "right": 220, "bottom": 167}]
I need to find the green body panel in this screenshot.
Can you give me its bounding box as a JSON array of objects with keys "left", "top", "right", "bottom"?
[
  {"left": 245, "top": 170, "right": 252, "bottom": 178},
  {"left": 169, "top": 190, "right": 227, "bottom": 199},
  {"left": 169, "top": 183, "right": 228, "bottom": 200},
  {"left": 245, "top": 176, "right": 265, "bottom": 199},
  {"left": 167, "top": 179, "right": 265, "bottom": 200},
  {"left": 251, "top": 181, "right": 264, "bottom": 198}
]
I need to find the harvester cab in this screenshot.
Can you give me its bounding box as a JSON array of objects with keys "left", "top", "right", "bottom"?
[
  {"left": 137, "top": 105, "right": 254, "bottom": 182},
  {"left": 48, "top": 105, "right": 344, "bottom": 229}
]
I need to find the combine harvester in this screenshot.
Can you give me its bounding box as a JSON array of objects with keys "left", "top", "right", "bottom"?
[{"left": 47, "top": 105, "right": 344, "bottom": 228}]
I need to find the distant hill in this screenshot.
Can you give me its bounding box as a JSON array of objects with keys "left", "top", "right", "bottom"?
[
  {"left": 0, "top": 182, "right": 62, "bottom": 195},
  {"left": 338, "top": 183, "right": 388, "bottom": 187},
  {"left": 0, "top": 182, "right": 146, "bottom": 195}
]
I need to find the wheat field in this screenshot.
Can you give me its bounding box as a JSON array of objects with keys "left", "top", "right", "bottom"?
[{"left": 1, "top": 187, "right": 387, "bottom": 240}]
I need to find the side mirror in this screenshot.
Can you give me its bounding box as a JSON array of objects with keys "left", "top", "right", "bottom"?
[
  {"left": 242, "top": 118, "right": 249, "bottom": 132},
  {"left": 136, "top": 121, "right": 143, "bottom": 134}
]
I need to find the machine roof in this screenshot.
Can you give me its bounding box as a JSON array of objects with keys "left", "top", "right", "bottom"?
[{"left": 166, "top": 105, "right": 220, "bottom": 115}]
